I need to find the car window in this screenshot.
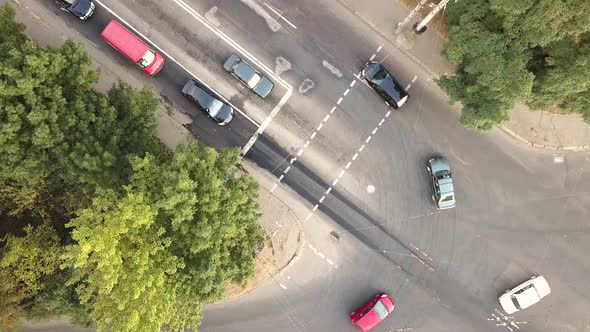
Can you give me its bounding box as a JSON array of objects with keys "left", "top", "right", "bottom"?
[
  {"left": 138, "top": 49, "right": 156, "bottom": 68},
  {"left": 372, "top": 68, "right": 389, "bottom": 81},
  {"left": 435, "top": 170, "right": 451, "bottom": 180},
  {"left": 62, "top": 0, "right": 78, "bottom": 6},
  {"left": 373, "top": 301, "right": 389, "bottom": 320},
  {"left": 440, "top": 194, "right": 454, "bottom": 202}
]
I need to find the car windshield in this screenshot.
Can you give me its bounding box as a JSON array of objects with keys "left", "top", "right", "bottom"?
[
  {"left": 62, "top": 0, "right": 79, "bottom": 6},
  {"left": 440, "top": 194, "right": 454, "bottom": 202},
  {"left": 435, "top": 170, "right": 451, "bottom": 179},
  {"left": 138, "top": 49, "right": 156, "bottom": 68},
  {"left": 193, "top": 89, "right": 224, "bottom": 117},
  {"left": 372, "top": 67, "right": 389, "bottom": 81},
  {"left": 246, "top": 73, "right": 262, "bottom": 89},
  {"left": 373, "top": 301, "right": 389, "bottom": 320}
]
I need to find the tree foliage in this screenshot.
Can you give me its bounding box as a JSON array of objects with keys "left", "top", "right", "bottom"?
[
  {"left": 441, "top": 0, "right": 590, "bottom": 129},
  {"left": 0, "top": 223, "right": 64, "bottom": 330},
  {"left": 63, "top": 143, "right": 264, "bottom": 332}
]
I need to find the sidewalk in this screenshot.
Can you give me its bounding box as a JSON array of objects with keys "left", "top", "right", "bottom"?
[{"left": 337, "top": 0, "right": 590, "bottom": 151}]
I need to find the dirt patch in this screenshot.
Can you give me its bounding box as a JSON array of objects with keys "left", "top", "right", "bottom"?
[
  {"left": 397, "top": 0, "right": 449, "bottom": 39},
  {"left": 219, "top": 243, "right": 279, "bottom": 301}
]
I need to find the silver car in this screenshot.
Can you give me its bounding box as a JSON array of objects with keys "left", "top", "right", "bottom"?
[
  {"left": 427, "top": 156, "right": 455, "bottom": 210},
  {"left": 223, "top": 54, "right": 274, "bottom": 98}
]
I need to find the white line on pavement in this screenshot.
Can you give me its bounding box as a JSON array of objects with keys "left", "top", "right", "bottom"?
[
  {"left": 263, "top": 2, "right": 298, "bottom": 29},
  {"left": 376, "top": 45, "right": 383, "bottom": 52},
  {"left": 95, "top": 0, "right": 260, "bottom": 127}
]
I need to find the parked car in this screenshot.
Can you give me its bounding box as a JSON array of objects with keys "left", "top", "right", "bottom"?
[
  {"left": 58, "top": 0, "right": 95, "bottom": 20},
  {"left": 361, "top": 61, "right": 409, "bottom": 109},
  {"left": 223, "top": 53, "right": 274, "bottom": 98},
  {"left": 350, "top": 293, "right": 394, "bottom": 331},
  {"left": 499, "top": 276, "right": 551, "bottom": 314},
  {"left": 101, "top": 20, "right": 165, "bottom": 75},
  {"left": 181, "top": 80, "right": 234, "bottom": 125},
  {"left": 426, "top": 156, "right": 455, "bottom": 210}
]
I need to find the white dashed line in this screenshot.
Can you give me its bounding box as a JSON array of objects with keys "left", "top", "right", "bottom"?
[
  {"left": 345, "top": 162, "right": 352, "bottom": 169},
  {"left": 372, "top": 127, "right": 378, "bottom": 135},
  {"left": 319, "top": 196, "right": 326, "bottom": 203},
  {"left": 278, "top": 174, "right": 285, "bottom": 181},
  {"left": 336, "top": 97, "right": 343, "bottom": 105},
  {"left": 338, "top": 170, "right": 346, "bottom": 178},
  {"left": 405, "top": 84, "right": 412, "bottom": 91},
  {"left": 297, "top": 149, "right": 304, "bottom": 156},
  {"left": 359, "top": 144, "right": 365, "bottom": 152},
  {"left": 312, "top": 204, "right": 319, "bottom": 211},
  {"left": 284, "top": 166, "right": 291, "bottom": 174},
  {"left": 270, "top": 183, "right": 278, "bottom": 192},
  {"left": 317, "top": 252, "right": 326, "bottom": 259},
  {"left": 279, "top": 283, "right": 287, "bottom": 289},
  {"left": 263, "top": 2, "right": 298, "bottom": 30},
  {"left": 326, "top": 259, "right": 334, "bottom": 265},
  {"left": 325, "top": 187, "right": 333, "bottom": 194},
  {"left": 332, "top": 178, "right": 339, "bottom": 186},
  {"left": 365, "top": 136, "right": 372, "bottom": 144},
  {"left": 305, "top": 212, "right": 313, "bottom": 221},
  {"left": 378, "top": 119, "right": 385, "bottom": 126},
  {"left": 350, "top": 80, "right": 356, "bottom": 88},
  {"left": 376, "top": 45, "right": 383, "bottom": 53},
  {"left": 369, "top": 53, "right": 376, "bottom": 61},
  {"left": 385, "top": 110, "right": 391, "bottom": 117},
  {"left": 330, "top": 106, "right": 337, "bottom": 114},
  {"left": 310, "top": 132, "right": 317, "bottom": 139},
  {"left": 303, "top": 141, "right": 310, "bottom": 148},
  {"left": 343, "top": 88, "right": 350, "bottom": 96},
  {"left": 352, "top": 153, "right": 358, "bottom": 160},
  {"left": 411, "top": 75, "right": 418, "bottom": 83},
  {"left": 323, "top": 114, "right": 330, "bottom": 122},
  {"left": 317, "top": 123, "right": 323, "bottom": 131}
]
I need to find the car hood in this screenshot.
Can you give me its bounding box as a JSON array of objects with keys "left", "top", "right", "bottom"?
[
  {"left": 430, "top": 157, "right": 451, "bottom": 174},
  {"left": 212, "top": 104, "right": 233, "bottom": 124},
  {"left": 68, "top": 0, "right": 93, "bottom": 16},
  {"left": 253, "top": 76, "right": 274, "bottom": 98}
]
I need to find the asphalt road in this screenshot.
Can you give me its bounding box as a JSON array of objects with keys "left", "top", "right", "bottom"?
[{"left": 16, "top": 0, "right": 590, "bottom": 332}]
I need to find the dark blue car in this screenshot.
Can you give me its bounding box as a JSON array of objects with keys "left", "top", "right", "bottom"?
[{"left": 58, "top": 0, "right": 95, "bottom": 20}]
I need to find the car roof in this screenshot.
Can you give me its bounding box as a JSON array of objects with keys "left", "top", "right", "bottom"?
[
  {"left": 365, "top": 63, "right": 406, "bottom": 103},
  {"left": 101, "top": 21, "right": 148, "bottom": 62},
  {"left": 234, "top": 62, "right": 260, "bottom": 88},
  {"left": 430, "top": 157, "right": 451, "bottom": 173}
]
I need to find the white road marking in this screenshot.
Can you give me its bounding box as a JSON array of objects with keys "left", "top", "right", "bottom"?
[
  {"left": 312, "top": 204, "right": 319, "bottom": 211},
  {"left": 284, "top": 166, "right": 291, "bottom": 173},
  {"left": 240, "top": 0, "right": 282, "bottom": 32},
  {"left": 322, "top": 60, "right": 344, "bottom": 78},
  {"left": 95, "top": 0, "right": 261, "bottom": 128},
  {"left": 336, "top": 97, "right": 343, "bottom": 105},
  {"left": 319, "top": 195, "right": 326, "bottom": 203},
  {"left": 263, "top": 2, "right": 298, "bottom": 29},
  {"left": 376, "top": 45, "right": 383, "bottom": 52},
  {"left": 317, "top": 252, "right": 325, "bottom": 259},
  {"left": 323, "top": 114, "right": 330, "bottom": 122},
  {"left": 298, "top": 78, "right": 315, "bottom": 94},
  {"left": 358, "top": 144, "right": 365, "bottom": 152},
  {"left": 349, "top": 80, "right": 356, "bottom": 88},
  {"left": 316, "top": 123, "right": 323, "bottom": 131},
  {"left": 270, "top": 183, "right": 278, "bottom": 192},
  {"left": 372, "top": 127, "right": 378, "bottom": 135},
  {"left": 303, "top": 141, "right": 310, "bottom": 148},
  {"left": 278, "top": 174, "right": 285, "bottom": 181},
  {"left": 204, "top": 6, "right": 220, "bottom": 27},
  {"left": 343, "top": 88, "right": 350, "bottom": 96},
  {"left": 378, "top": 119, "right": 385, "bottom": 126},
  {"left": 332, "top": 178, "right": 339, "bottom": 186},
  {"left": 369, "top": 53, "right": 376, "bottom": 61},
  {"left": 279, "top": 283, "right": 287, "bottom": 289},
  {"left": 305, "top": 212, "right": 313, "bottom": 221},
  {"left": 385, "top": 110, "right": 391, "bottom": 117},
  {"left": 326, "top": 259, "right": 334, "bottom": 265},
  {"left": 325, "top": 187, "right": 333, "bottom": 194},
  {"left": 352, "top": 153, "right": 358, "bottom": 160},
  {"left": 365, "top": 136, "right": 372, "bottom": 143},
  {"left": 310, "top": 132, "right": 317, "bottom": 139},
  {"left": 405, "top": 84, "right": 412, "bottom": 90},
  {"left": 330, "top": 106, "right": 337, "bottom": 114},
  {"left": 297, "top": 149, "right": 304, "bottom": 156},
  {"left": 345, "top": 161, "right": 352, "bottom": 169},
  {"left": 411, "top": 75, "right": 418, "bottom": 83},
  {"left": 290, "top": 157, "right": 297, "bottom": 164},
  {"left": 274, "top": 56, "right": 292, "bottom": 76},
  {"left": 338, "top": 170, "right": 346, "bottom": 177}
]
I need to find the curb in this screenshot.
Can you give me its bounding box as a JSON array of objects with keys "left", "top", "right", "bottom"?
[
  {"left": 214, "top": 187, "right": 305, "bottom": 304},
  {"left": 498, "top": 125, "right": 590, "bottom": 152}
]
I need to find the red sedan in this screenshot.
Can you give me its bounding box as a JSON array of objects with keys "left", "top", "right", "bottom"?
[{"left": 350, "top": 293, "right": 395, "bottom": 331}]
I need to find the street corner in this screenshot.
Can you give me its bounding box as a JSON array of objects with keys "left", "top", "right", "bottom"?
[{"left": 501, "top": 103, "right": 590, "bottom": 152}]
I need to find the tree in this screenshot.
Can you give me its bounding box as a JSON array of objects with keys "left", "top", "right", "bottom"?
[
  {"left": 63, "top": 143, "right": 264, "bottom": 332},
  {"left": 439, "top": 0, "right": 533, "bottom": 130},
  {"left": 0, "top": 222, "right": 64, "bottom": 330}
]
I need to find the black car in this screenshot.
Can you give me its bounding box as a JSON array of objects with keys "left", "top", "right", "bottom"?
[
  {"left": 362, "top": 61, "right": 409, "bottom": 109},
  {"left": 58, "top": 0, "right": 95, "bottom": 20},
  {"left": 181, "top": 80, "right": 234, "bottom": 125}
]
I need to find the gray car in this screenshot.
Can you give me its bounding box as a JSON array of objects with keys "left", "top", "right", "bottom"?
[
  {"left": 223, "top": 54, "right": 274, "bottom": 98},
  {"left": 426, "top": 156, "right": 456, "bottom": 210},
  {"left": 181, "top": 80, "right": 233, "bottom": 125}
]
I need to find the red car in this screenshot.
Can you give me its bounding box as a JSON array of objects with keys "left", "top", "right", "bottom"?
[{"left": 350, "top": 293, "right": 395, "bottom": 331}]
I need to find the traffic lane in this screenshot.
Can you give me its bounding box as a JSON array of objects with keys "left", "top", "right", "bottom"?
[
  {"left": 200, "top": 226, "right": 490, "bottom": 332},
  {"left": 96, "top": 0, "right": 287, "bottom": 125},
  {"left": 35, "top": 0, "right": 258, "bottom": 149}
]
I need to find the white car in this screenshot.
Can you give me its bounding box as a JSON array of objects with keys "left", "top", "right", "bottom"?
[{"left": 499, "top": 275, "right": 551, "bottom": 314}]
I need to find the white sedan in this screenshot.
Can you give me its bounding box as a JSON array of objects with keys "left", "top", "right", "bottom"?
[{"left": 499, "top": 275, "right": 551, "bottom": 314}]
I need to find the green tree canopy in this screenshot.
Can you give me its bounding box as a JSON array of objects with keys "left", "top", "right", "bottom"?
[{"left": 63, "top": 143, "right": 264, "bottom": 332}]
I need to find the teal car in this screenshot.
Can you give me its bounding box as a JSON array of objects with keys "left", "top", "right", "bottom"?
[{"left": 427, "top": 156, "right": 455, "bottom": 210}]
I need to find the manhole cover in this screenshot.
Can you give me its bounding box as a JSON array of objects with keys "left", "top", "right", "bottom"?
[{"left": 366, "top": 185, "right": 376, "bottom": 193}]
